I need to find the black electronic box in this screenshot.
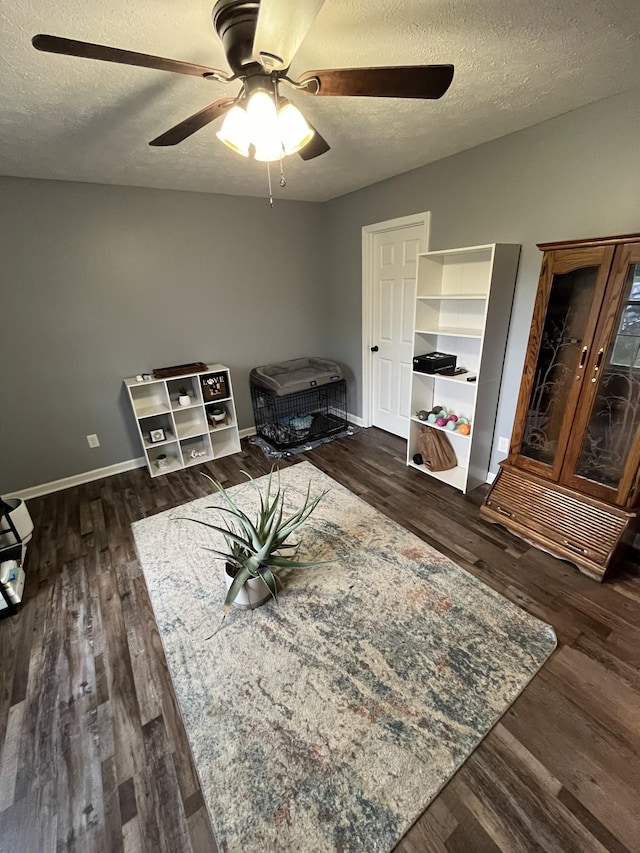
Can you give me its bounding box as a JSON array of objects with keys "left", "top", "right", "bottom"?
[{"left": 413, "top": 351, "right": 457, "bottom": 374}]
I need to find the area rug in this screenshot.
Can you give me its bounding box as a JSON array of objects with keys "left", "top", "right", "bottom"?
[{"left": 132, "top": 461, "right": 556, "bottom": 853}]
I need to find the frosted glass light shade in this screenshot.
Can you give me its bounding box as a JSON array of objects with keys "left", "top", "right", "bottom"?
[
  {"left": 278, "top": 103, "right": 314, "bottom": 155},
  {"left": 253, "top": 140, "right": 284, "bottom": 162},
  {"left": 216, "top": 105, "right": 251, "bottom": 157},
  {"left": 246, "top": 91, "right": 282, "bottom": 161}
]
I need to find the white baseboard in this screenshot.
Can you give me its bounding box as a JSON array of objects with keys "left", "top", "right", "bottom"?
[
  {"left": 347, "top": 413, "right": 366, "bottom": 428},
  {"left": 9, "top": 420, "right": 362, "bottom": 502},
  {"left": 8, "top": 457, "right": 147, "bottom": 501}
]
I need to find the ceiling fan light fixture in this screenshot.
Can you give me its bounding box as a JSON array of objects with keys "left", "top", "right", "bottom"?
[
  {"left": 216, "top": 104, "right": 251, "bottom": 157},
  {"left": 278, "top": 102, "right": 314, "bottom": 155}
]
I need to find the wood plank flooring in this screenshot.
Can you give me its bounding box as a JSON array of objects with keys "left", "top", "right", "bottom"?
[{"left": 1, "top": 427, "right": 639, "bottom": 852}]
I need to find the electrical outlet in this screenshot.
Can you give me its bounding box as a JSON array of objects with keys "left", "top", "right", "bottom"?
[
  {"left": 87, "top": 434, "right": 100, "bottom": 448},
  {"left": 498, "top": 436, "right": 510, "bottom": 453}
]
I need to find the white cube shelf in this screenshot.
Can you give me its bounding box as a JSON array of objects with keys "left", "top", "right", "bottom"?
[{"left": 125, "top": 364, "right": 241, "bottom": 477}]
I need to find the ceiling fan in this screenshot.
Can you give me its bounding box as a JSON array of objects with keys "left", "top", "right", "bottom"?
[{"left": 32, "top": 0, "right": 454, "bottom": 163}]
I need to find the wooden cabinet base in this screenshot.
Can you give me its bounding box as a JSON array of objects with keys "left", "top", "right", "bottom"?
[{"left": 480, "top": 464, "right": 638, "bottom": 581}]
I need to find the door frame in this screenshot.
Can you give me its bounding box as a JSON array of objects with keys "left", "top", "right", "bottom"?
[{"left": 361, "top": 211, "right": 430, "bottom": 428}]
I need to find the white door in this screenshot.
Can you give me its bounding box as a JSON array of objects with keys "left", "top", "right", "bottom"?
[{"left": 368, "top": 220, "right": 427, "bottom": 436}]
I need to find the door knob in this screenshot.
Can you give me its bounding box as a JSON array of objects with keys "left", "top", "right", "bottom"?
[{"left": 371, "top": 345, "right": 379, "bottom": 352}]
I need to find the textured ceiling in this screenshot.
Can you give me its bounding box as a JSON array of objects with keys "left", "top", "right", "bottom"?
[{"left": 1, "top": 0, "right": 639, "bottom": 202}]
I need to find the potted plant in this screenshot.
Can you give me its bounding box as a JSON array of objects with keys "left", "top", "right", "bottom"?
[
  {"left": 209, "top": 407, "right": 226, "bottom": 424},
  {"left": 181, "top": 469, "right": 329, "bottom": 629},
  {"left": 178, "top": 386, "right": 191, "bottom": 407}
]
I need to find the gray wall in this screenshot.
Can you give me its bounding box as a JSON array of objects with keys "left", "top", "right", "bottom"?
[
  {"left": 3, "top": 89, "right": 639, "bottom": 493},
  {"left": 323, "top": 89, "right": 640, "bottom": 473},
  {"left": 0, "top": 178, "right": 327, "bottom": 492}
]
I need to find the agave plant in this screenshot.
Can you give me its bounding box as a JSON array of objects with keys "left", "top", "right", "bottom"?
[{"left": 182, "top": 468, "right": 329, "bottom": 618}]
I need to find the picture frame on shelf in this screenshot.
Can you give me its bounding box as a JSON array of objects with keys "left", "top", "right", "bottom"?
[
  {"left": 201, "top": 372, "right": 229, "bottom": 402},
  {"left": 149, "top": 428, "right": 166, "bottom": 443}
]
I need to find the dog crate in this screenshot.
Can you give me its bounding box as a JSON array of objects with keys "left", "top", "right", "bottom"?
[{"left": 250, "top": 357, "right": 348, "bottom": 450}]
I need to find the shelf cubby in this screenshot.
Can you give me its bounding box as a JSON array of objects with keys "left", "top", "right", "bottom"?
[
  {"left": 211, "top": 430, "right": 242, "bottom": 459},
  {"left": 128, "top": 383, "right": 171, "bottom": 418},
  {"left": 180, "top": 435, "right": 213, "bottom": 467},
  {"left": 173, "top": 407, "right": 209, "bottom": 440},
  {"left": 205, "top": 400, "right": 235, "bottom": 431}
]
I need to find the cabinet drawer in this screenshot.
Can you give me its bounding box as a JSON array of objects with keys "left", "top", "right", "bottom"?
[{"left": 485, "top": 467, "right": 628, "bottom": 562}]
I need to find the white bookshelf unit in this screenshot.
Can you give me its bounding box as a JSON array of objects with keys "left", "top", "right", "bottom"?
[
  {"left": 125, "top": 364, "right": 241, "bottom": 477},
  {"left": 407, "top": 244, "right": 520, "bottom": 493}
]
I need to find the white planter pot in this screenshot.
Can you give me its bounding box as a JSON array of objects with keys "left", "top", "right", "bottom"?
[
  {"left": 0, "top": 499, "right": 34, "bottom": 547},
  {"left": 224, "top": 563, "right": 272, "bottom": 610},
  {"left": 178, "top": 395, "right": 191, "bottom": 407}
]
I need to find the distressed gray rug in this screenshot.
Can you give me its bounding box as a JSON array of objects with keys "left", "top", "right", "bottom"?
[{"left": 132, "top": 461, "right": 556, "bottom": 853}]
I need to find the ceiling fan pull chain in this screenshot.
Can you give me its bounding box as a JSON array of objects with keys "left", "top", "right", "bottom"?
[
  {"left": 279, "top": 150, "right": 286, "bottom": 187},
  {"left": 267, "top": 160, "right": 273, "bottom": 208}
]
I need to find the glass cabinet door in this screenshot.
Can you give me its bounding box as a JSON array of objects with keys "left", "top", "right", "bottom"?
[
  {"left": 563, "top": 245, "right": 640, "bottom": 505},
  {"left": 512, "top": 247, "right": 614, "bottom": 480}
]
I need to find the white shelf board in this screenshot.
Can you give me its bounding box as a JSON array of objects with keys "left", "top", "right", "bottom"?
[
  {"left": 415, "top": 326, "right": 483, "bottom": 338},
  {"left": 408, "top": 461, "right": 468, "bottom": 491},
  {"left": 410, "top": 416, "right": 472, "bottom": 439},
  {"left": 171, "top": 401, "right": 201, "bottom": 412},
  {"left": 184, "top": 453, "right": 213, "bottom": 467},
  {"left": 177, "top": 424, "right": 208, "bottom": 440},
  {"left": 135, "top": 402, "right": 171, "bottom": 418},
  {"left": 209, "top": 422, "right": 236, "bottom": 433},
  {"left": 204, "top": 397, "right": 233, "bottom": 405},
  {"left": 420, "top": 244, "right": 495, "bottom": 256},
  {"left": 412, "top": 370, "right": 478, "bottom": 386},
  {"left": 417, "top": 294, "right": 487, "bottom": 301},
  {"left": 149, "top": 458, "right": 183, "bottom": 477}
]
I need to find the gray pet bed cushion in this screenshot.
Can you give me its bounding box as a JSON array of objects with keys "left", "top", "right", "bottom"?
[{"left": 250, "top": 357, "right": 343, "bottom": 396}]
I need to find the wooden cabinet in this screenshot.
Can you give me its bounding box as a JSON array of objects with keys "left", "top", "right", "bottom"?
[
  {"left": 125, "top": 364, "right": 241, "bottom": 477},
  {"left": 481, "top": 233, "right": 640, "bottom": 580},
  {"left": 407, "top": 243, "right": 521, "bottom": 493}
]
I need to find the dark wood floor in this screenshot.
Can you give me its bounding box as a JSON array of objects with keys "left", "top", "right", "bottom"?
[{"left": 1, "top": 428, "right": 639, "bottom": 853}]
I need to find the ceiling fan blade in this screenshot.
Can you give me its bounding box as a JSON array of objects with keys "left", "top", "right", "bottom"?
[
  {"left": 298, "top": 125, "right": 330, "bottom": 161},
  {"left": 253, "top": 0, "right": 325, "bottom": 71},
  {"left": 32, "top": 34, "right": 228, "bottom": 80},
  {"left": 299, "top": 65, "right": 454, "bottom": 99},
  {"left": 149, "top": 98, "right": 236, "bottom": 146}
]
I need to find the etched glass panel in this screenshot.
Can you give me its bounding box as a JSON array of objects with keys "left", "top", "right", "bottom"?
[
  {"left": 575, "top": 263, "right": 640, "bottom": 489},
  {"left": 520, "top": 267, "right": 598, "bottom": 465}
]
